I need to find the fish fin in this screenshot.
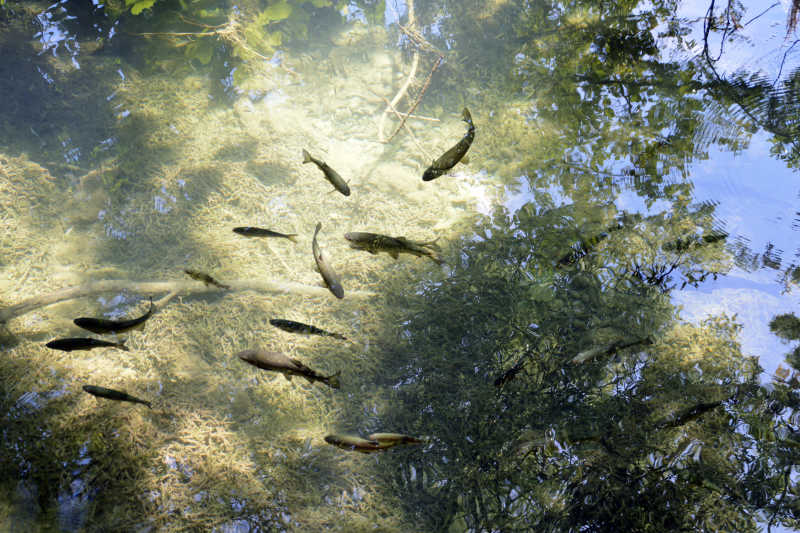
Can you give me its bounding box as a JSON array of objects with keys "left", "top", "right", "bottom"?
[
  {"left": 326, "top": 371, "right": 341, "bottom": 389},
  {"left": 389, "top": 251, "right": 399, "bottom": 259},
  {"left": 286, "top": 234, "right": 299, "bottom": 243},
  {"left": 284, "top": 374, "right": 292, "bottom": 381},
  {"left": 460, "top": 155, "right": 470, "bottom": 164},
  {"left": 302, "top": 149, "right": 312, "bottom": 164},
  {"left": 118, "top": 339, "right": 130, "bottom": 351}
]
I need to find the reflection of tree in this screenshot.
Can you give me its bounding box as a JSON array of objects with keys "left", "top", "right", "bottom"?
[
  {"left": 336, "top": 1, "right": 800, "bottom": 530},
  {"left": 363, "top": 204, "right": 797, "bottom": 531}
]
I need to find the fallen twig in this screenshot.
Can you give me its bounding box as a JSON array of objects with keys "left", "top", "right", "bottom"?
[{"left": 0, "top": 280, "right": 375, "bottom": 323}]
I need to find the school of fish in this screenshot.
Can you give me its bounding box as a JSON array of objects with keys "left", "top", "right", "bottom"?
[{"left": 39, "top": 108, "right": 477, "bottom": 453}]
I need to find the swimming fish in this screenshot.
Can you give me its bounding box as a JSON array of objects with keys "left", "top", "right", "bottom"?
[
  {"left": 422, "top": 107, "right": 475, "bottom": 181},
  {"left": 74, "top": 298, "right": 155, "bottom": 334},
  {"left": 324, "top": 434, "right": 395, "bottom": 453},
  {"left": 46, "top": 338, "right": 129, "bottom": 352},
  {"left": 236, "top": 349, "right": 341, "bottom": 389},
  {"left": 312, "top": 222, "right": 344, "bottom": 299},
  {"left": 344, "top": 232, "right": 443, "bottom": 265},
  {"left": 184, "top": 269, "right": 230, "bottom": 290},
  {"left": 233, "top": 227, "right": 298, "bottom": 242},
  {"left": 302, "top": 149, "right": 350, "bottom": 196},
  {"left": 269, "top": 318, "right": 347, "bottom": 340},
  {"left": 82, "top": 385, "right": 151, "bottom": 408},
  {"left": 367, "top": 433, "right": 424, "bottom": 445}
]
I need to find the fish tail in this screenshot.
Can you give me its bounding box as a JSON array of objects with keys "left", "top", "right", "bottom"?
[
  {"left": 118, "top": 339, "right": 130, "bottom": 351},
  {"left": 462, "top": 107, "right": 473, "bottom": 125},
  {"left": 143, "top": 400, "right": 152, "bottom": 409},
  {"left": 326, "top": 371, "right": 342, "bottom": 389},
  {"left": 427, "top": 251, "right": 445, "bottom": 266},
  {"left": 286, "top": 234, "right": 299, "bottom": 243},
  {"left": 423, "top": 237, "right": 442, "bottom": 251},
  {"left": 302, "top": 149, "right": 312, "bottom": 164},
  {"left": 333, "top": 333, "right": 348, "bottom": 341}
]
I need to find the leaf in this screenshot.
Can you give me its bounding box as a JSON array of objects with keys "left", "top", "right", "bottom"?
[
  {"left": 185, "top": 40, "right": 214, "bottom": 65},
  {"left": 259, "top": 1, "right": 293, "bottom": 24},
  {"left": 129, "top": 0, "right": 156, "bottom": 15}
]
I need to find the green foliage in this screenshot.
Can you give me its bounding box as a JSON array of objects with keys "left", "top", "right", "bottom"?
[
  {"left": 126, "top": 0, "right": 158, "bottom": 15},
  {"left": 770, "top": 313, "right": 800, "bottom": 341}
]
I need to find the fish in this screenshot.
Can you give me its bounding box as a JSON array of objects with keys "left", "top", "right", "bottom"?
[
  {"left": 73, "top": 298, "right": 155, "bottom": 335},
  {"left": 344, "top": 232, "right": 444, "bottom": 265},
  {"left": 367, "top": 433, "right": 424, "bottom": 445},
  {"left": 558, "top": 231, "right": 610, "bottom": 267},
  {"left": 571, "top": 337, "right": 653, "bottom": 365},
  {"left": 233, "top": 227, "right": 298, "bottom": 242},
  {"left": 46, "top": 337, "right": 129, "bottom": 352},
  {"left": 82, "top": 385, "right": 151, "bottom": 408},
  {"left": 184, "top": 269, "right": 230, "bottom": 290},
  {"left": 324, "top": 434, "right": 395, "bottom": 453},
  {"left": 236, "top": 349, "right": 341, "bottom": 389},
  {"left": 422, "top": 107, "right": 475, "bottom": 181},
  {"left": 269, "top": 318, "right": 347, "bottom": 340},
  {"left": 302, "top": 149, "right": 350, "bottom": 196},
  {"left": 494, "top": 359, "right": 526, "bottom": 387},
  {"left": 312, "top": 222, "right": 344, "bottom": 299}
]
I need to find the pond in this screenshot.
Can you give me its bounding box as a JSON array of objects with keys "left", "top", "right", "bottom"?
[{"left": 0, "top": 0, "right": 799, "bottom": 531}]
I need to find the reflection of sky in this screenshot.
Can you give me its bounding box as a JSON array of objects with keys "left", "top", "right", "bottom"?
[
  {"left": 661, "top": 1, "right": 800, "bottom": 389},
  {"left": 673, "top": 130, "right": 800, "bottom": 379},
  {"left": 673, "top": 0, "right": 794, "bottom": 79}
]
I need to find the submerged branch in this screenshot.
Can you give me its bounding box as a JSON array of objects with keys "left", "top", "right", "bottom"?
[{"left": 0, "top": 279, "right": 375, "bottom": 323}]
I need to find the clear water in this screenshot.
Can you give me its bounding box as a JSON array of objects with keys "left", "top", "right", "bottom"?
[{"left": 1, "top": 0, "right": 799, "bottom": 531}]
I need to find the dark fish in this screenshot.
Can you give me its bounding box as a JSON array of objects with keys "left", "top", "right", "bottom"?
[
  {"left": 422, "top": 108, "right": 475, "bottom": 181},
  {"left": 302, "top": 149, "right": 350, "bottom": 196},
  {"left": 312, "top": 223, "right": 344, "bottom": 299},
  {"left": 571, "top": 337, "right": 653, "bottom": 365},
  {"left": 324, "top": 434, "right": 395, "bottom": 453},
  {"left": 344, "top": 232, "right": 443, "bottom": 265},
  {"left": 184, "top": 269, "right": 230, "bottom": 290},
  {"left": 74, "top": 298, "right": 155, "bottom": 335},
  {"left": 270, "top": 318, "right": 347, "bottom": 340},
  {"left": 558, "top": 231, "right": 609, "bottom": 266},
  {"left": 367, "top": 433, "right": 424, "bottom": 445},
  {"left": 558, "top": 217, "right": 633, "bottom": 266},
  {"left": 46, "top": 337, "right": 128, "bottom": 352},
  {"left": 233, "top": 227, "right": 298, "bottom": 242},
  {"left": 236, "top": 349, "right": 341, "bottom": 389},
  {"left": 82, "top": 385, "right": 151, "bottom": 408},
  {"left": 494, "top": 358, "right": 526, "bottom": 388}
]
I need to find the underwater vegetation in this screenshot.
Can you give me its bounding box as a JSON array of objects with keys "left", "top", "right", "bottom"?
[{"left": 1, "top": 0, "right": 800, "bottom": 531}]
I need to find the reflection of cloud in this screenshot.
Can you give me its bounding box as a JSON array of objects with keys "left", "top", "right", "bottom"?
[{"left": 672, "top": 285, "right": 800, "bottom": 375}]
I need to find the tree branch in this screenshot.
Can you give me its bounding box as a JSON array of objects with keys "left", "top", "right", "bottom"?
[{"left": 0, "top": 279, "right": 376, "bottom": 323}]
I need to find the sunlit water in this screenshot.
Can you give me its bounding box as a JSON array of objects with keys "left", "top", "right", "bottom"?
[{"left": 1, "top": 0, "right": 799, "bottom": 531}]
